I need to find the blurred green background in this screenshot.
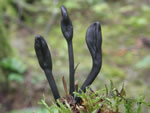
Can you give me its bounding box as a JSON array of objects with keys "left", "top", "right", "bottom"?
[{"left": 0, "top": 0, "right": 150, "bottom": 113}]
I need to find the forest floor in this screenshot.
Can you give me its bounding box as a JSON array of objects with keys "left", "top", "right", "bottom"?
[{"left": 0, "top": 1, "right": 150, "bottom": 113}]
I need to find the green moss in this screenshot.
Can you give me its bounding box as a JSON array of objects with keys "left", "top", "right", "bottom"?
[{"left": 40, "top": 82, "right": 150, "bottom": 113}]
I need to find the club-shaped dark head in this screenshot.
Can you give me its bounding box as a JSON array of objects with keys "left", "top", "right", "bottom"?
[
  {"left": 61, "top": 5, "right": 73, "bottom": 42},
  {"left": 86, "top": 22, "right": 102, "bottom": 65},
  {"left": 34, "top": 35, "right": 52, "bottom": 70},
  {"left": 75, "top": 22, "right": 102, "bottom": 103}
]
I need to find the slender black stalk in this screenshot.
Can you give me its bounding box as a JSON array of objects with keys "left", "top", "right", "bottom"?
[
  {"left": 82, "top": 22, "right": 102, "bottom": 90},
  {"left": 34, "top": 35, "right": 60, "bottom": 101},
  {"left": 76, "top": 22, "right": 102, "bottom": 103},
  {"left": 44, "top": 69, "right": 60, "bottom": 100},
  {"left": 68, "top": 41, "right": 75, "bottom": 94},
  {"left": 61, "top": 6, "right": 74, "bottom": 95}
]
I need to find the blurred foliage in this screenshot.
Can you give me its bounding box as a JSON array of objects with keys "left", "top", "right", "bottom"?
[
  {"left": 135, "top": 55, "right": 150, "bottom": 69},
  {"left": 0, "top": 0, "right": 14, "bottom": 89},
  {"left": 0, "top": 0, "right": 27, "bottom": 90},
  {"left": 7, "top": 107, "right": 49, "bottom": 113},
  {"left": 0, "top": 57, "right": 26, "bottom": 84},
  {"left": 0, "top": 57, "right": 26, "bottom": 73}
]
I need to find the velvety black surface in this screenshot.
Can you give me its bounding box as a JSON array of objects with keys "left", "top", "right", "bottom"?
[
  {"left": 61, "top": 5, "right": 75, "bottom": 95},
  {"left": 34, "top": 35, "right": 60, "bottom": 101},
  {"left": 76, "top": 22, "right": 102, "bottom": 103},
  {"left": 81, "top": 22, "right": 102, "bottom": 92}
]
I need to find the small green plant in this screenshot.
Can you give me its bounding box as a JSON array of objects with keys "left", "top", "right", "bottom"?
[
  {"left": 0, "top": 57, "right": 26, "bottom": 84},
  {"left": 39, "top": 81, "right": 150, "bottom": 113}
]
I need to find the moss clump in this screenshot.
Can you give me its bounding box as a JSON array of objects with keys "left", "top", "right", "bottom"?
[{"left": 39, "top": 81, "right": 150, "bottom": 113}]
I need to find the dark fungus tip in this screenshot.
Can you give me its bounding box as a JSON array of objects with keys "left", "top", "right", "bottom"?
[
  {"left": 61, "top": 6, "right": 73, "bottom": 42},
  {"left": 61, "top": 6, "right": 68, "bottom": 21},
  {"left": 95, "top": 22, "right": 101, "bottom": 31},
  {"left": 35, "top": 35, "right": 42, "bottom": 47},
  {"left": 35, "top": 35, "right": 42, "bottom": 49},
  {"left": 77, "top": 21, "right": 102, "bottom": 97},
  {"left": 35, "top": 35, "right": 47, "bottom": 52},
  {"left": 86, "top": 22, "right": 102, "bottom": 60},
  {"left": 88, "top": 22, "right": 101, "bottom": 34},
  {"left": 35, "top": 34, "right": 42, "bottom": 39},
  {"left": 34, "top": 35, "right": 52, "bottom": 70}
]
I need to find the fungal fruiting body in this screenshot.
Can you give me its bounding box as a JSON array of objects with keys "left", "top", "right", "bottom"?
[
  {"left": 75, "top": 22, "right": 102, "bottom": 103},
  {"left": 81, "top": 22, "right": 102, "bottom": 92},
  {"left": 34, "top": 35, "right": 60, "bottom": 101},
  {"left": 61, "top": 6, "right": 75, "bottom": 95},
  {"left": 34, "top": 6, "right": 102, "bottom": 104}
]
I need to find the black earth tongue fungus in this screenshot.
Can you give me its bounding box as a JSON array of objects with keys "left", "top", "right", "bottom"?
[
  {"left": 61, "top": 5, "right": 75, "bottom": 96},
  {"left": 75, "top": 22, "right": 102, "bottom": 103},
  {"left": 34, "top": 35, "right": 60, "bottom": 101}
]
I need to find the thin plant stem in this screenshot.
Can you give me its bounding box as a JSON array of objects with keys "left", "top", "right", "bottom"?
[
  {"left": 44, "top": 69, "right": 60, "bottom": 100},
  {"left": 68, "top": 41, "right": 75, "bottom": 95}
]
